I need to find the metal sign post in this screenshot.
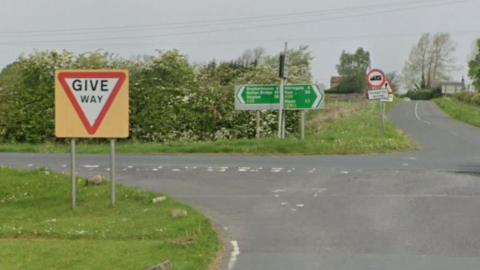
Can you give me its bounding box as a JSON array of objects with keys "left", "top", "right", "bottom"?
[
  {"left": 300, "top": 111, "right": 305, "bottom": 140},
  {"left": 380, "top": 102, "right": 385, "bottom": 134},
  {"left": 110, "top": 139, "right": 116, "bottom": 207},
  {"left": 71, "top": 139, "right": 76, "bottom": 209},
  {"left": 256, "top": 111, "right": 261, "bottom": 139}
]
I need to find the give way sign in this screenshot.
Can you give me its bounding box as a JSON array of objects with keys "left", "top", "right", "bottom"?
[{"left": 55, "top": 70, "right": 129, "bottom": 138}]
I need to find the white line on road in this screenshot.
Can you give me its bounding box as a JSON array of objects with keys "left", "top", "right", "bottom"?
[
  {"left": 228, "top": 240, "right": 240, "bottom": 270},
  {"left": 414, "top": 102, "right": 432, "bottom": 125},
  {"left": 271, "top": 168, "right": 283, "bottom": 173},
  {"left": 82, "top": 164, "right": 99, "bottom": 168},
  {"left": 238, "top": 167, "right": 250, "bottom": 172},
  {"left": 414, "top": 102, "right": 421, "bottom": 121}
]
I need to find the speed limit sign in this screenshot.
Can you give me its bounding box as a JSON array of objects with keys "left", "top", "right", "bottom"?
[{"left": 367, "top": 69, "right": 386, "bottom": 89}]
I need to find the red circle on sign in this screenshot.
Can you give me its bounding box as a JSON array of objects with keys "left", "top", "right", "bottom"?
[{"left": 367, "top": 69, "right": 386, "bottom": 89}]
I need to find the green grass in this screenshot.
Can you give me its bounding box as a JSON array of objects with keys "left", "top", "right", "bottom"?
[
  {"left": 0, "top": 168, "right": 219, "bottom": 270},
  {"left": 0, "top": 101, "right": 414, "bottom": 155},
  {"left": 434, "top": 97, "right": 480, "bottom": 127}
]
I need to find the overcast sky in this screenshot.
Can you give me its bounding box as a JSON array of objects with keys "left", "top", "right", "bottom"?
[{"left": 1, "top": 0, "right": 479, "bottom": 88}]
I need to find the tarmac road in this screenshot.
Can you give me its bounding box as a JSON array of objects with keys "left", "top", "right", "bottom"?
[{"left": 2, "top": 100, "right": 480, "bottom": 269}]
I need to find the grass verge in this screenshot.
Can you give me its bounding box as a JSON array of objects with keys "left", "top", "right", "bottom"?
[
  {"left": 0, "top": 100, "right": 414, "bottom": 155},
  {"left": 0, "top": 168, "right": 219, "bottom": 270},
  {"left": 434, "top": 97, "right": 480, "bottom": 127}
]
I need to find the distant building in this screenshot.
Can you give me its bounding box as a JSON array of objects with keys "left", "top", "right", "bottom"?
[
  {"left": 431, "top": 77, "right": 466, "bottom": 95},
  {"left": 329, "top": 76, "right": 343, "bottom": 90}
]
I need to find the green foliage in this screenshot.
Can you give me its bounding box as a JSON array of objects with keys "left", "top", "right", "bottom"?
[
  {"left": 435, "top": 97, "right": 480, "bottom": 128},
  {"left": 453, "top": 92, "right": 480, "bottom": 106},
  {"left": 468, "top": 39, "right": 480, "bottom": 91},
  {"left": 0, "top": 47, "right": 313, "bottom": 143},
  {"left": 334, "top": 48, "right": 371, "bottom": 93},
  {"left": 406, "top": 88, "right": 442, "bottom": 100}
]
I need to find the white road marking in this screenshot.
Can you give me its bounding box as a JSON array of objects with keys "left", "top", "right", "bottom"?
[
  {"left": 280, "top": 202, "right": 288, "bottom": 206},
  {"left": 61, "top": 164, "right": 67, "bottom": 168},
  {"left": 414, "top": 102, "right": 421, "bottom": 121},
  {"left": 218, "top": 166, "right": 229, "bottom": 172},
  {"left": 238, "top": 167, "right": 250, "bottom": 172},
  {"left": 228, "top": 240, "right": 240, "bottom": 270},
  {"left": 152, "top": 168, "right": 158, "bottom": 172},
  {"left": 27, "top": 164, "right": 33, "bottom": 167},
  {"left": 291, "top": 208, "right": 297, "bottom": 212},
  {"left": 274, "top": 194, "right": 280, "bottom": 198},
  {"left": 308, "top": 168, "right": 317, "bottom": 173},
  {"left": 340, "top": 170, "right": 349, "bottom": 174},
  {"left": 296, "top": 204, "right": 304, "bottom": 208},
  {"left": 249, "top": 167, "right": 262, "bottom": 172},
  {"left": 171, "top": 169, "right": 181, "bottom": 172},
  {"left": 272, "top": 189, "right": 286, "bottom": 193},
  {"left": 82, "top": 165, "right": 99, "bottom": 168},
  {"left": 127, "top": 165, "right": 133, "bottom": 169},
  {"left": 414, "top": 102, "right": 432, "bottom": 125},
  {"left": 271, "top": 168, "right": 283, "bottom": 173},
  {"left": 406, "top": 157, "right": 417, "bottom": 160}
]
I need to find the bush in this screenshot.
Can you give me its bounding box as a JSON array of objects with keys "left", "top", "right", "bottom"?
[
  {"left": 454, "top": 92, "right": 480, "bottom": 106},
  {"left": 406, "top": 88, "right": 442, "bottom": 100},
  {"left": 0, "top": 48, "right": 313, "bottom": 143}
]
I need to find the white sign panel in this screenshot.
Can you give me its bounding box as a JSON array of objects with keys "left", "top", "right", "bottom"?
[{"left": 367, "top": 88, "right": 389, "bottom": 100}]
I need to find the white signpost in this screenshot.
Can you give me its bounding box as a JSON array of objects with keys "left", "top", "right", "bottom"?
[{"left": 367, "top": 88, "right": 389, "bottom": 100}]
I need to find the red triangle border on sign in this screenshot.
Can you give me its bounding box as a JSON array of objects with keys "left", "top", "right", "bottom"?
[{"left": 58, "top": 71, "right": 127, "bottom": 135}]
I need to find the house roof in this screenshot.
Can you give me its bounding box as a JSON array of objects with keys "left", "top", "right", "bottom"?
[{"left": 441, "top": 82, "right": 464, "bottom": 86}]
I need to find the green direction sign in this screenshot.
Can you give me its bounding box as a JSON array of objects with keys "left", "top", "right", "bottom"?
[
  {"left": 284, "top": 84, "right": 324, "bottom": 110},
  {"left": 240, "top": 85, "right": 279, "bottom": 105},
  {"left": 235, "top": 84, "right": 324, "bottom": 111}
]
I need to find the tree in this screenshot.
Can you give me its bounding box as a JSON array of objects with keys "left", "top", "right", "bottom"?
[
  {"left": 335, "top": 48, "right": 370, "bottom": 93},
  {"left": 401, "top": 33, "right": 456, "bottom": 90},
  {"left": 386, "top": 71, "right": 399, "bottom": 92},
  {"left": 236, "top": 47, "right": 266, "bottom": 67},
  {"left": 468, "top": 39, "right": 480, "bottom": 91}
]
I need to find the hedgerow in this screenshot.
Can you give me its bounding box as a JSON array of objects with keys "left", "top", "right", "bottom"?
[{"left": 0, "top": 47, "right": 313, "bottom": 143}]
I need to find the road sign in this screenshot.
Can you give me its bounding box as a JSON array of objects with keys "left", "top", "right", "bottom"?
[
  {"left": 367, "top": 69, "right": 386, "bottom": 89},
  {"left": 235, "top": 84, "right": 324, "bottom": 110},
  {"left": 55, "top": 70, "right": 129, "bottom": 138},
  {"left": 380, "top": 80, "right": 394, "bottom": 102},
  {"left": 284, "top": 84, "right": 324, "bottom": 110},
  {"left": 368, "top": 88, "right": 389, "bottom": 100},
  {"left": 235, "top": 85, "right": 280, "bottom": 110}
]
